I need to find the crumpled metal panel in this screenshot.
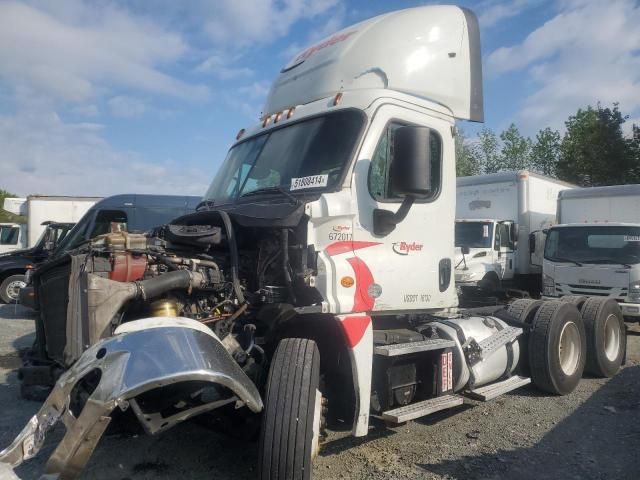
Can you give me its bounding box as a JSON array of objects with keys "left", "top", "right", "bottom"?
[{"left": 0, "top": 318, "right": 262, "bottom": 479}]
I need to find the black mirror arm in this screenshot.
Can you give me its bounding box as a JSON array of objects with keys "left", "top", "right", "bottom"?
[{"left": 373, "top": 196, "right": 415, "bottom": 236}]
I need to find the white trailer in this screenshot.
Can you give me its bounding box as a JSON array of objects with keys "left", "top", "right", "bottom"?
[
  {"left": 1, "top": 7, "right": 626, "bottom": 480},
  {"left": 542, "top": 184, "right": 640, "bottom": 319},
  {"left": 24, "top": 196, "right": 101, "bottom": 247},
  {"left": 1, "top": 196, "right": 100, "bottom": 253},
  {"left": 455, "top": 171, "right": 574, "bottom": 293}
]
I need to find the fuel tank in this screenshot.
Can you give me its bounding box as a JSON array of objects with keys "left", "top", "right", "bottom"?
[{"left": 428, "top": 316, "right": 520, "bottom": 391}]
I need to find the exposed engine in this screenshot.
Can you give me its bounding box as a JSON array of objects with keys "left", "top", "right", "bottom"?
[{"left": 57, "top": 211, "right": 321, "bottom": 376}]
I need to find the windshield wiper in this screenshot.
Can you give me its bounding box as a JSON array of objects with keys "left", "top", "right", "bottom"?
[
  {"left": 582, "top": 258, "right": 633, "bottom": 268},
  {"left": 548, "top": 257, "right": 582, "bottom": 266},
  {"left": 196, "top": 199, "right": 216, "bottom": 211},
  {"left": 240, "top": 186, "right": 300, "bottom": 206}
]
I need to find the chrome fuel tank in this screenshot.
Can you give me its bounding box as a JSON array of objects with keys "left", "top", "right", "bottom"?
[{"left": 429, "top": 316, "right": 520, "bottom": 392}]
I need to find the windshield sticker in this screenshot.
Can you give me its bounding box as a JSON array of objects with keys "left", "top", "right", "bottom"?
[
  {"left": 483, "top": 225, "right": 489, "bottom": 238},
  {"left": 624, "top": 235, "right": 640, "bottom": 242},
  {"left": 290, "top": 174, "right": 329, "bottom": 191}
]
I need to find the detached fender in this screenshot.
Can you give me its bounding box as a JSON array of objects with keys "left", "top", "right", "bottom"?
[{"left": 0, "top": 317, "right": 262, "bottom": 479}]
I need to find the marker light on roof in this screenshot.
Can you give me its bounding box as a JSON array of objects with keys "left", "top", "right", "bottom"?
[
  {"left": 262, "top": 115, "right": 272, "bottom": 128},
  {"left": 236, "top": 128, "right": 246, "bottom": 140},
  {"left": 274, "top": 112, "right": 283, "bottom": 123},
  {"left": 287, "top": 107, "right": 295, "bottom": 119},
  {"left": 333, "top": 92, "right": 343, "bottom": 106}
]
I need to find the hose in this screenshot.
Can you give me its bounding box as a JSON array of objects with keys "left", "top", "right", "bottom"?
[
  {"left": 219, "top": 211, "right": 245, "bottom": 304},
  {"left": 281, "top": 229, "right": 296, "bottom": 303},
  {"left": 136, "top": 269, "right": 204, "bottom": 300}
]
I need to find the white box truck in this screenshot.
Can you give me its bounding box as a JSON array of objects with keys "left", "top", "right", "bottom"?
[
  {"left": 0, "top": 196, "right": 101, "bottom": 253},
  {"left": 24, "top": 196, "right": 102, "bottom": 247},
  {"left": 1, "top": 7, "right": 626, "bottom": 480},
  {"left": 0, "top": 197, "right": 27, "bottom": 254},
  {"left": 542, "top": 184, "right": 640, "bottom": 319},
  {"left": 455, "top": 171, "right": 574, "bottom": 294}
]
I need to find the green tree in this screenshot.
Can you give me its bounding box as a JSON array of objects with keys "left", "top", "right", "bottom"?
[
  {"left": 473, "top": 128, "right": 500, "bottom": 173},
  {"left": 500, "top": 123, "right": 531, "bottom": 171},
  {"left": 557, "top": 103, "right": 636, "bottom": 186},
  {"left": 0, "top": 188, "right": 26, "bottom": 224},
  {"left": 531, "top": 127, "right": 561, "bottom": 176},
  {"left": 455, "top": 128, "right": 480, "bottom": 177}
]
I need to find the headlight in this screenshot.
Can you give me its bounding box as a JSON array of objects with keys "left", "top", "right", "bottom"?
[
  {"left": 543, "top": 274, "right": 556, "bottom": 296},
  {"left": 456, "top": 272, "right": 476, "bottom": 282},
  {"left": 629, "top": 282, "right": 640, "bottom": 302}
]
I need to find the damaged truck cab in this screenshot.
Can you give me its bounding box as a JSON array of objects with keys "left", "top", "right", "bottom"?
[{"left": 1, "top": 6, "right": 626, "bottom": 480}]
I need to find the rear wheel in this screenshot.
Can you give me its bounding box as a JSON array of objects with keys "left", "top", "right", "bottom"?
[
  {"left": 580, "top": 298, "right": 624, "bottom": 377},
  {"left": 507, "top": 299, "right": 542, "bottom": 375},
  {"left": 0, "top": 274, "right": 26, "bottom": 304},
  {"left": 529, "top": 301, "right": 586, "bottom": 395},
  {"left": 259, "top": 338, "right": 321, "bottom": 480}
]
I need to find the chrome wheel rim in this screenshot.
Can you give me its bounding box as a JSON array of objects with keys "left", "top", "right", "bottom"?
[
  {"left": 603, "top": 314, "right": 621, "bottom": 362},
  {"left": 558, "top": 321, "right": 580, "bottom": 375},
  {"left": 6, "top": 280, "right": 26, "bottom": 301}
]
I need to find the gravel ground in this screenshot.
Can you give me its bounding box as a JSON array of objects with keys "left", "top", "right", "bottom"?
[{"left": 1, "top": 304, "right": 639, "bottom": 480}]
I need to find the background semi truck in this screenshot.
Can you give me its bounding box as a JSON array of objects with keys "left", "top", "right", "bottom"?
[
  {"left": 455, "top": 171, "right": 574, "bottom": 295},
  {"left": 1, "top": 6, "right": 626, "bottom": 480},
  {"left": 542, "top": 184, "right": 640, "bottom": 319},
  {"left": 0, "top": 196, "right": 100, "bottom": 253}
]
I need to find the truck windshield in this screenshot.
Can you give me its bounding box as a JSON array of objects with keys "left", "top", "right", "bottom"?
[
  {"left": 545, "top": 226, "right": 640, "bottom": 265},
  {"left": 455, "top": 221, "right": 494, "bottom": 248},
  {"left": 203, "top": 110, "right": 364, "bottom": 206},
  {"left": 0, "top": 225, "right": 19, "bottom": 245}
]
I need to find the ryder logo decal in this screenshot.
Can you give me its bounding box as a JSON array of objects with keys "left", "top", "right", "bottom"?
[{"left": 392, "top": 241, "right": 423, "bottom": 256}]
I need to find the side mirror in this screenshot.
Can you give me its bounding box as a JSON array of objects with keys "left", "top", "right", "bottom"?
[
  {"left": 511, "top": 223, "right": 518, "bottom": 243},
  {"left": 461, "top": 245, "right": 470, "bottom": 255},
  {"left": 390, "top": 126, "right": 432, "bottom": 197},
  {"left": 373, "top": 126, "right": 432, "bottom": 236},
  {"left": 528, "top": 233, "right": 536, "bottom": 253}
]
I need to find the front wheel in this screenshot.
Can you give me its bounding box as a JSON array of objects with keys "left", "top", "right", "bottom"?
[
  {"left": 259, "top": 338, "right": 322, "bottom": 480},
  {"left": 0, "top": 274, "right": 26, "bottom": 304}
]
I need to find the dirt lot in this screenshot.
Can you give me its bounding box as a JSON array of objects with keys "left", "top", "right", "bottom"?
[{"left": 1, "top": 303, "right": 639, "bottom": 480}]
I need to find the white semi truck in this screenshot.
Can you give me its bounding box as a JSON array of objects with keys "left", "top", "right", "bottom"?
[
  {"left": 542, "top": 184, "right": 640, "bottom": 320},
  {"left": 455, "top": 171, "right": 574, "bottom": 294},
  {"left": 1, "top": 6, "right": 626, "bottom": 480},
  {"left": 0, "top": 196, "right": 101, "bottom": 252}
]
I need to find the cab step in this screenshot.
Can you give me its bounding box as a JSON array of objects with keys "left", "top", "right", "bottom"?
[
  {"left": 374, "top": 338, "right": 456, "bottom": 357},
  {"left": 465, "top": 375, "right": 531, "bottom": 401},
  {"left": 381, "top": 395, "right": 463, "bottom": 423},
  {"left": 478, "top": 326, "right": 522, "bottom": 359}
]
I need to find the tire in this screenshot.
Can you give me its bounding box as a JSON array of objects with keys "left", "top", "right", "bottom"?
[
  {"left": 507, "top": 299, "right": 542, "bottom": 376},
  {"left": 580, "top": 298, "right": 624, "bottom": 378},
  {"left": 259, "top": 338, "right": 321, "bottom": 480},
  {"left": 0, "top": 274, "right": 26, "bottom": 304},
  {"left": 529, "top": 300, "right": 586, "bottom": 395},
  {"left": 478, "top": 272, "right": 500, "bottom": 293},
  {"left": 561, "top": 295, "right": 588, "bottom": 309}
]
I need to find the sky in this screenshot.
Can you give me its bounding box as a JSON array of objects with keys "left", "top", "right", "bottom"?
[{"left": 0, "top": 0, "right": 639, "bottom": 198}]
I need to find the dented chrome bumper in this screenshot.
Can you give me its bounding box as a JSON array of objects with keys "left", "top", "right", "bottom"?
[{"left": 0, "top": 318, "right": 262, "bottom": 479}]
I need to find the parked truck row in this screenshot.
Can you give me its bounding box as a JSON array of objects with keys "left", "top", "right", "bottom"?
[
  {"left": 454, "top": 171, "right": 574, "bottom": 296},
  {"left": 0, "top": 6, "right": 629, "bottom": 480}
]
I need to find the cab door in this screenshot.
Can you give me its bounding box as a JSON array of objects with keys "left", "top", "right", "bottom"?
[
  {"left": 348, "top": 103, "right": 456, "bottom": 313},
  {"left": 496, "top": 221, "right": 515, "bottom": 280}
]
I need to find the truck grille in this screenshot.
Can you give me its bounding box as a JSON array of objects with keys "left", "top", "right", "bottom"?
[{"left": 556, "top": 283, "right": 627, "bottom": 301}]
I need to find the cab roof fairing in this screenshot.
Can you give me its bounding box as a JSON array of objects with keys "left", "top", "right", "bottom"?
[{"left": 263, "top": 6, "right": 483, "bottom": 123}]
